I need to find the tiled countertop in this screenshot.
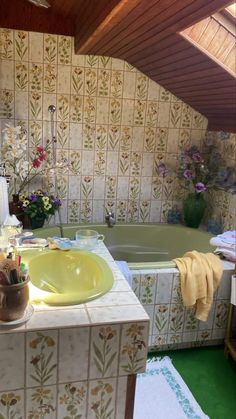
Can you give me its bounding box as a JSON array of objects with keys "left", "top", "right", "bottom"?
[{"left": 0, "top": 242, "right": 149, "bottom": 333}]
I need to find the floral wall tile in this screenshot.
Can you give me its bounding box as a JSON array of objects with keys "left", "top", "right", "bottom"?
[
  {"left": 119, "top": 322, "right": 149, "bottom": 375},
  {"left": 26, "top": 330, "right": 57, "bottom": 388},
  {"left": 58, "top": 381, "right": 87, "bottom": 419},
  {"left": 0, "top": 333, "right": 25, "bottom": 391},
  {"left": 26, "top": 385, "right": 56, "bottom": 418},
  {"left": 0, "top": 27, "right": 212, "bottom": 225},
  {"left": 0, "top": 89, "right": 14, "bottom": 118},
  {"left": 0, "top": 389, "right": 24, "bottom": 418},
  {"left": 0, "top": 28, "right": 14, "bottom": 60},
  {"left": 153, "top": 304, "right": 170, "bottom": 335},
  {"left": 88, "top": 379, "right": 116, "bottom": 419},
  {"left": 89, "top": 325, "right": 120, "bottom": 379},
  {"left": 58, "top": 36, "right": 71, "bottom": 65},
  {"left": 140, "top": 273, "right": 157, "bottom": 305},
  {"left": 15, "top": 31, "right": 28, "bottom": 61}
]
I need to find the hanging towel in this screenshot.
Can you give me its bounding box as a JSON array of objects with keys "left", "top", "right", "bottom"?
[
  {"left": 0, "top": 177, "right": 9, "bottom": 225},
  {"left": 115, "top": 261, "right": 132, "bottom": 286},
  {"left": 174, "top": 251, "right": 223, "bottom": 321}
]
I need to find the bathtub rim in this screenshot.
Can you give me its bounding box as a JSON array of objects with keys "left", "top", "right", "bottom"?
[{"left": 34, "top": 223, "right": 234, "bottom": 270}]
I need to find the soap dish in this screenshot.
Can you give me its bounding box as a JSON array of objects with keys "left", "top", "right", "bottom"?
[{"left": 0, "top": 304, "right": 34, "bottom": 328}]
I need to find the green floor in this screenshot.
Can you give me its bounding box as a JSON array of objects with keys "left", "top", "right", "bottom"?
[{"left": 150, "top": 346, "right": 236, "bottom": 419}]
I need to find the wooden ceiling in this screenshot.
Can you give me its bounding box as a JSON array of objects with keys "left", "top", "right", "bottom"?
[{"left": 1, "top": 0, "right": 236, "bottom": 132}]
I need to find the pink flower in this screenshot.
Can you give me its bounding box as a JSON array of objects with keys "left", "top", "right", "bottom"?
[
  {"left": 36, "top": 146, "right": 44, "bottom": 153},
  {"left": 183, "top": 169, "right": 193, "bottom": 179},
  {"left": 191, "top": 152, "right": 202, "bottom": 162},
  {"left": 33, "top": 159, "right": 41, "bottom": 168}
]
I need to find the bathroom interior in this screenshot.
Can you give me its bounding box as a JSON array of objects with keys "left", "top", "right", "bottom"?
[{"left": 0, "top": 0, "right": 236, "bottom": 418}]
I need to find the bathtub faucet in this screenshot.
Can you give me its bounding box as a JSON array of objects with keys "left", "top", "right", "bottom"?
[{"left": 105, "top": 211, "right": 116, "bottom": 227}]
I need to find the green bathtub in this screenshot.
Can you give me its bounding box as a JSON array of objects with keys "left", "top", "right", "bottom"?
[{"left": 34, "top": 223, "right": 213, "bottom": 269}]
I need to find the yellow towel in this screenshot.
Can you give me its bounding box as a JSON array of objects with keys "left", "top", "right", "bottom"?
[{"left": 174, "top": 251, "right": 223, "bottom": 322}]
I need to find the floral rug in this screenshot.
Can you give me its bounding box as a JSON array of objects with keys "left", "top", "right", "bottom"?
[{"left": 134, "top": 356, "right": 209, "bottom": 419}]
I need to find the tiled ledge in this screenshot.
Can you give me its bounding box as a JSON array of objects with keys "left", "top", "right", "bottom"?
[{"left": 0, "top": 242, "right": 149, "bottom": 334}]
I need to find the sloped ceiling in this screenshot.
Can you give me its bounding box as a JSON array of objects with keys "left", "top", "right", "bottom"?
[{"left": 1, "top": 0, "right": 236, "bottom": 132}]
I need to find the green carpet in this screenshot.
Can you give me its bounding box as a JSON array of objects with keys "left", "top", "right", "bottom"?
[{"left": 149, "top": 346, "right": 236, "bottom": 419}]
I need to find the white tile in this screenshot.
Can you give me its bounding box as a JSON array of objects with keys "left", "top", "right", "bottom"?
[
  {"left": 0, "top": 60, "right": 14, "bottom": 89},
  {"left": 87, "top": 305, "right": 149, "bottom": 325},
  {"left": 85, "top": 291, "right": 139, "bottom": 308},
  {"left": 58, "top": 327, "right": 90, "bottom": 382},
  {"left": 123, "top": 71, "right": 136, "bottom": 99},
  {"left": 57, "top": 65, "right": 71, "bottom": 94},
  {"left": 26, "top": 308, "right": 90, "bottom": 330},
  {"left": 116, "top": 376, "right": 128, "bottom": 419},
  {"left": 29, "top": 32, "right": 44, "bottom": 62},
  {"left": 69, "top": 123, "right": 83, "bottom": 148},
  {"left": 0, "top": 333, "right": 25, "bottom": 390},
  {"left": 155, "top": 273, "right": 173, "bottom": 303}
]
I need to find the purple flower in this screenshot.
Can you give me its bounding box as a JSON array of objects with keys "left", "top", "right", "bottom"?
[
  {"left": 29, "top": 193, "right": 37, "bottom": 202},
  {"left": 183, "top": 169, "right": 193, "bottom": 179},
  {"left": 195, "top": 182, "right": 206, "bottom": 193},
  {"left": 191, "top": 152, "right": 202, "bottom": 162},
  {"left": 157, "top": 163, "right": 170, "bottom": 177},
  {"left": 52, "top": 197, "right": 61, "bottom": 206}
]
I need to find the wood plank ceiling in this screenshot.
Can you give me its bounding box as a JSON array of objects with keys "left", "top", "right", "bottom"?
[{"left": 1, "top": 0, "right": 236, "bottom": 132}]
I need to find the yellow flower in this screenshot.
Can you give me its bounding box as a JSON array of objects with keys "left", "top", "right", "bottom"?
[
  {"left": 44, "top": 203, "right": 52, "bottom": 210},
  {"left": 42, "top": 196, "right": 49, "bottom": 203},
  {"left": 31, "top": 388, "right": 51, "bottom": 402},
  {"left": 23, "top": 199, "right": 30, "bottom": 206}
]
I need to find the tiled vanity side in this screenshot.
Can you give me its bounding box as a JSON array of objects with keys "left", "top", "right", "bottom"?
[
  {"left": 0, "top": 320, "right": 149, "bottom": 418},
  {"left": 131, "top": 267, "right": 234, "bottom": 351}
]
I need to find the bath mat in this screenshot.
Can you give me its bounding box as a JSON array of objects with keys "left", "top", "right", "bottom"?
[{"left": 134, "top": 356, "right": 209, "bottom": 419}]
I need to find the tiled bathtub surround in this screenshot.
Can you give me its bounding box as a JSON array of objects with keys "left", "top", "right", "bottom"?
[
  {"left": 205, "top": 130, "right": 236, "bottom": 232},
  {"left": 131, "top": 263, "right": 235, "bottom": 351},
  {"left": 0, "top": 243, "right": 149, "bottom": 418},
  {"left": 0, "top": 27, "right": 208, "bottom": 224}
]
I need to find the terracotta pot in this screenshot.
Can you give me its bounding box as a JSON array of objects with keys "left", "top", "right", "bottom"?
[{"left": 0, "top": 277, "right": 30, "bottom": 322}]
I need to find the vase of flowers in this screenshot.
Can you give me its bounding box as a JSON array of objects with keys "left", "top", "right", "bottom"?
[
  {"left": 183, "top": 193, "right": 207, "bottom": 228},
  {"left": 20, "top": 190, "right": 61, "bottom": 230},
  {"left": 157, "top": 145, "right": 224, "bottom": 228}
]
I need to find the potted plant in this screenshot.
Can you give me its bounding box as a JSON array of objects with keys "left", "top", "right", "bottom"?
[{"left": 20, "top": 190, "right": 61, "bottom": 229}]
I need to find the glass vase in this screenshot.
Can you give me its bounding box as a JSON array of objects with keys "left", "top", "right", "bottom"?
[{"left": 183, "top": 193, "right": 207, "bottom": 228}]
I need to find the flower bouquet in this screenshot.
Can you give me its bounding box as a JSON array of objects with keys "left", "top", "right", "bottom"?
[
  {"left": 20, "top": 190, "right": 61, "bottom": 229},
  {"left": 157, "top": 145, "right": 224, "bottom": 227}
]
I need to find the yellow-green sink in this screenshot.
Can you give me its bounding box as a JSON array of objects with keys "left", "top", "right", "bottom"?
[{"left": 21, "top": 249, "right": 114, "bottom": 305}]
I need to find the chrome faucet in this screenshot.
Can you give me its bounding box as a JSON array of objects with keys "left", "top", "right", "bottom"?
[{"left": 105, "top": 211, "right": 116, "bottom": 227}]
